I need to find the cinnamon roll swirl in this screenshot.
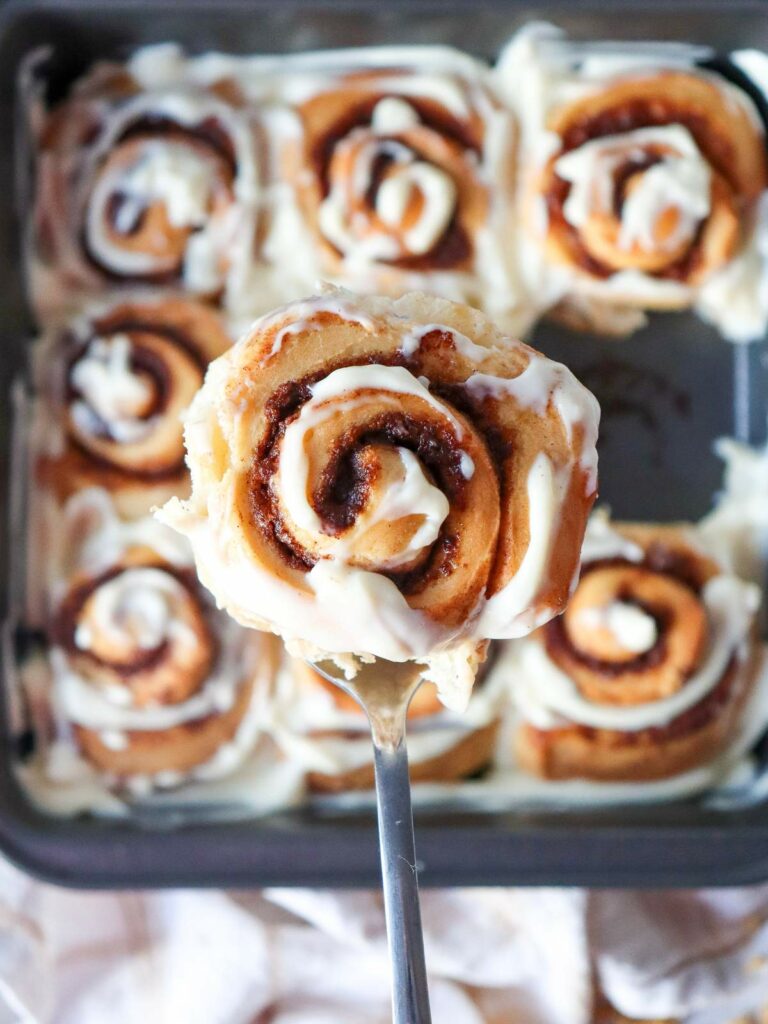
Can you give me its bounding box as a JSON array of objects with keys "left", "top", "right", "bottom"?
[
  {"left": 270, "top": 656, "right": 503, "bottom": 792},
  {"left": 158, "top": 289, "right": 599, "bottom": 709},
  {"left": 31, "top": 56, "right": 259, "bottom": 317},
  {"left": 46, "top": 490, "right": 268, "bottom": 785},
  {"left": 511, "top": 514, "right": 762, "bottom": 781},
  {"left": 266, "top": 49, "right": 524, "bottom": 329},
  {"left": 498, "top": 26, "right": 768, "bottom": 338},
  {"left": 37, "top": 296, "right": 232, "bottom": 518}
]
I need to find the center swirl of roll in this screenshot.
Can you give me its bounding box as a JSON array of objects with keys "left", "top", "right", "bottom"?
[
  {"left": 555, "top": 126, "right": 720, "bottom": 274},
  {"left": 547, "top": 561, "right": 709, "bottom": 705},
  {"left": 85, "top": 113, "right": 237, "bottom": 284},
  {"left": 66, "top": 324, "right": 206, "bottom": 478},
  {"left": 273, "top": 365, "right": 468, "bottom": 573},
  {"left": 315, "top": 96, "right": 480, "bottom": 268},
  {"left": 60, "top": 560, "right": 215, "bottom": 707}
]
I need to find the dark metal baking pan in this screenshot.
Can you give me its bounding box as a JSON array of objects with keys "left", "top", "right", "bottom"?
[{"left": 1, "top": 0, "right": 767, "bottom": 889}]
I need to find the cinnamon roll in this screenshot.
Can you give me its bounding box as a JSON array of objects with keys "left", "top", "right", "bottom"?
[
  {"left": 498, "top": 26, "right": 768, "bottom": 339},
  {"left": 511, "top": 514, "right": 762, "bottom": 781},
  {"left": 37, "top": 296, "right": 232, "bottom": 518},
  {"left": 46, "top": 489, "right": 269, "bottom": 786},
  {"left": 265, "top": 48, "right": 525, "bottom": 330},
  {"left": 269, "top": 655, "right": 503, "bottom": 792},
  {"left": 158, "top": 289, "right": 599, "bottom": 709},
  {"left": 31, "top": 52, "right": 259, "bottom": 319}
]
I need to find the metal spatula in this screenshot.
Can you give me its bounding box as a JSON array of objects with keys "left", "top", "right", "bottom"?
[{"left": 310, "top": 658, "right": 432, "bottom": 1024}]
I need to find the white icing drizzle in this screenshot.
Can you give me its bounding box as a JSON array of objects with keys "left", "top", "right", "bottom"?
[
  {"left": 118, "top": 141, "right": 215, "bottom": 229},
  {"left": 252, "top": 295, "right": 376, "bottom": 361},
  {"left": 475, "top": 454, "right": 569, "bottom": 638},
  {"left": 371, "top": 96, "right": 421, "bottom": 134},
  {"left": 619, "top": 158, "right": 711, "bottom": 252},
  {"left": 399, "top": 321, "right": 492, "bottom": 361},
  {"left": 696, "top": 192, "right": 768, "bottom": 343},
  {"left": 77, "top": 90, "right": 259, "bottom": 303},
  {"left": 73, "top": 567, "right": 194, "bottom": 655},
  {"left": 579, "top": 509, "right": 645, "bottom": 563},
  {"left": 87, "top": 140, "right": 223, "bottom": 279},
  {"left": 51, "top": 489, "right": 193, "bottom": 602},
  {"left": 699, "top": 436, "right": 768, "bottom": 584},
  {"left": 317, "top": 113, "right": 459, "bottom": 264},
  {"left": 375, "top": 160, "right": 457, "bottom": 255},
  {"left": 577, "top": 600, "right": 658, "bottom": 654},
  {"left": 70, "top": 335, "right": 155, "bottom": 444},
  {"left": 464, "top": 353, "right": 600, "bottom": 492},
  {"left": 555, "top": 125, "right": 711, "bottom": 253}
]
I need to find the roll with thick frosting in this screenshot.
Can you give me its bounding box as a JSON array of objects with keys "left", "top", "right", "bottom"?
[
  {"left": 46, "top": 489, "right": 270, "bottom": 787},
  {"left": 31, "top": 56, "right": 259, "bottom": 319},
  {"left": 511, "top": 514, "right": 763, "bottom": 781},
  {"left": 261, "top": 47, "right": 526, "bottom": 331},
  {"left": 158, "top": 289, "right": 600, "bottom": 709},
  {"left": 497, "top": 25, "right": 768, "bottom": 339},
  {"left": 37, "top": 296, "right": 232, "bottom": 518}
]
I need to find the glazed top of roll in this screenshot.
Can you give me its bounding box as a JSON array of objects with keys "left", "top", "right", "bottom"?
[
  {"left": 35, "top": 53, "right": 259, "bottom": 301},
  {"left": 40, "top": 296, "right": 232, "bottom": 481},
  {"left": 211, "top": 43, "right": 525, "bottom": 333},
  {"left": 47, "top": 488, "right": 260, "bottom": 741},
  {"left": 280, "top": 47, "right": 506, "bottom": 265},
  {"left": 158, "top": 288, "right": 599, "bottom": 707},
  {"left": 496, "top": 24, "right": 768, "bottom": 336},
  {"left": 512, "top": 513, "right": 761, "bottom": 733}
]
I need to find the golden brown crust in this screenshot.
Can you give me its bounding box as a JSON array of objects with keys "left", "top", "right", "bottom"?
[
  {"left": 307, "top": 719, "right": 499, "bottom": 793},
  {"left": 74, "top": 675, "right": 255, "bottom": 777},
  {"left": 516, "top": 657, "right": 754, "bottom": 782}
]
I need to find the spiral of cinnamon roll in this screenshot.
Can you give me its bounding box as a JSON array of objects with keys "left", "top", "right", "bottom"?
[
  {"left": 500, "top": 28, "right": 768, "bottom": 330},
  {"left": 512, "top": 516, "right": 762, "bottom": 781},
  {"left": 539, "top": 74, "right": 764, "bottom": 294},
  {"left": 272, "top": 49, "right": 520, "bottom": 324},
  {"left": 48, "top": 491, "right": 267, "bottom": 782},
  {"left": 33, "top": 75, "right": 259, "bottom": 311},
  {"left": 270, "top": 656, "right": 503, "bottom": 793},
  {"left": 38, "top": 296, "right": 232, "bottom": 518},
  {"left": 158, "top": 289, "right": 599, "bottom": 708}
]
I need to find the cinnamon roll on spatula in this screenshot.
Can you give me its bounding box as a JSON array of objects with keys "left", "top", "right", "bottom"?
[
  {"left": 37, "top": 296, "right": 232, "bottom": 518},
  {"left": 497, "top": 26, "right": 768, "bottom": 340},
  {"left": 158, "top": 288, "right": 600, "bottom": 710},
  {"left": 510, "top": 514, "right": 762, "bottom": 781}
]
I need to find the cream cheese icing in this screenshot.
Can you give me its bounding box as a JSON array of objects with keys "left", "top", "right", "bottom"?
[
  {"left": 70, "top": 334, "right": 156, "bottom": 444},
  {"left": 509, "top": 514, "right": 761, "bottom": 733},
  {"left": 494, "top": 23, "right": 768, "bottom": 339}
]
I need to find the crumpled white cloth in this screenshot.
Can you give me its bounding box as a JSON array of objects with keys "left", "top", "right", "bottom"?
[{"left": 1, "top": 852, "right": 768, "bottom": 1024}]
